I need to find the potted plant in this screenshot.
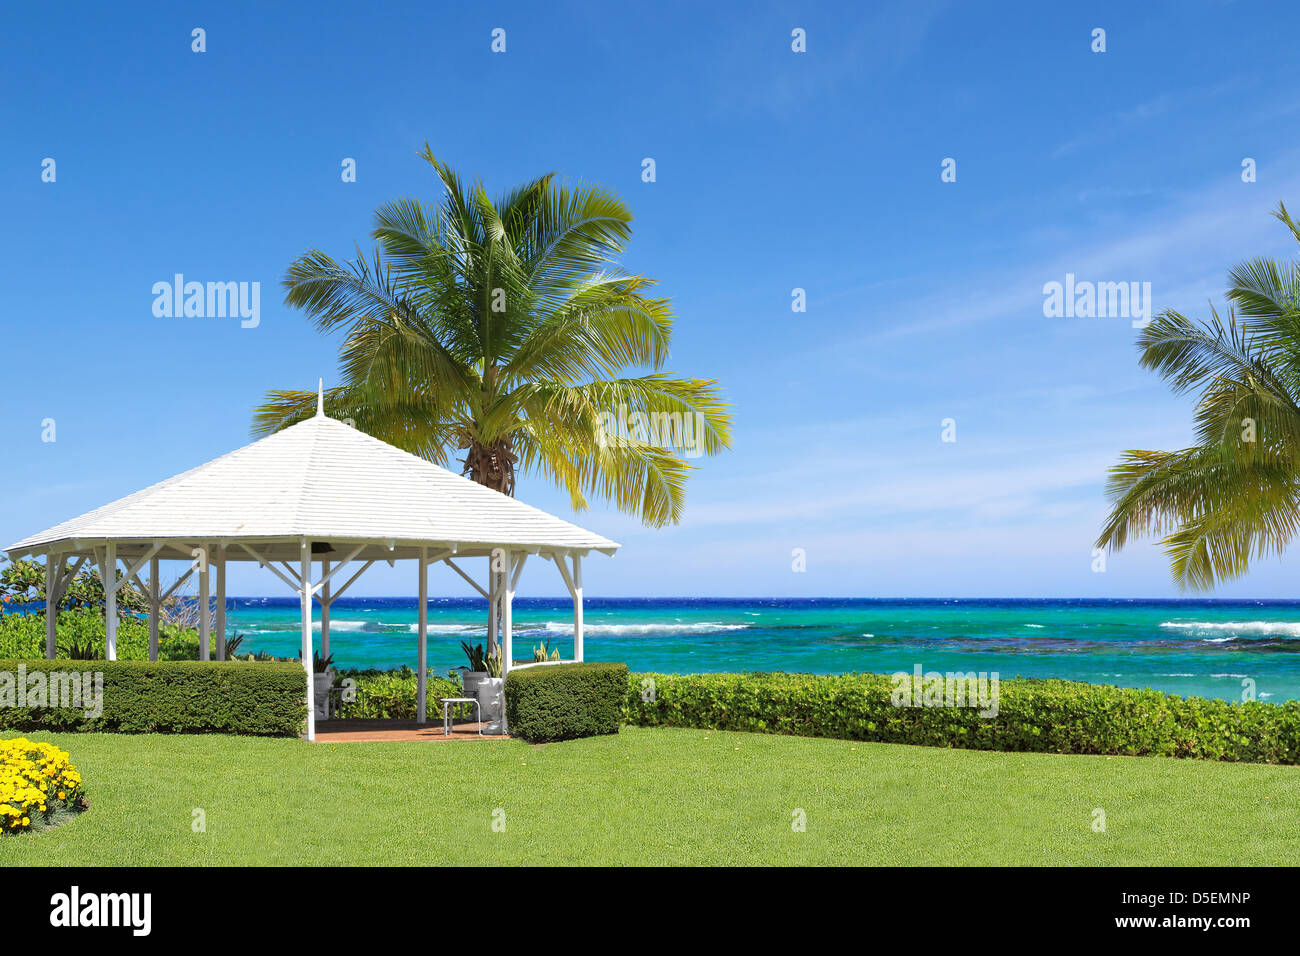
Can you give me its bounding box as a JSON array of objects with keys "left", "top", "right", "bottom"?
[
  {"left": 308, "top": 650, "right": 335, "bottom": 721},
  {"left": 460, "top": 641, "right": 489, "bottom": 704},
  {"left": 478, "top": 645, "right": 504, "bottom": 732}
]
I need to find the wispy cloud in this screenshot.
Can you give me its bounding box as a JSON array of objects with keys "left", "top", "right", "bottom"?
[
  {"left": 849, "top": 158, "right": 1300, "bottom": 343},
  {"left": 710, "top": 0, "right": 949, "bottom": 115}
]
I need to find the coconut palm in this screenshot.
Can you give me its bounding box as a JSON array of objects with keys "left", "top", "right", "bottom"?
[
  {"left": 252, "top": 146, "right": 731, "bottom": 526},
  {"left": 1096, "top": 202, "right": 1300, "bottom": 589}
]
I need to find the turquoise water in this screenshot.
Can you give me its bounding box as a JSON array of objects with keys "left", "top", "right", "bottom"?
[{"left": 225, "top": 597, "right": 1300, "bottom": 702}]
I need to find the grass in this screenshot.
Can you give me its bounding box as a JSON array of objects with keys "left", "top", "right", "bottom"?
[{"left": 2, "top": 726, "right": 1298, "bottom": 865}]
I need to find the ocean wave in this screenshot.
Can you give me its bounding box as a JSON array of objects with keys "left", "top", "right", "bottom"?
[
  {"left": 533, "top": 621, "right": 751, "bottom": 637},
  {"left": 254, "top": 620, "right": 482, "bottom": 635},
  {"left": 317, "top": 620, "right": 756, "bottom": 637},
  {"left": 1160, "top": 621, "right": 1300, "bottom": 638},
  {"left": 316, "top": 621, "right": 371, "bottom": 633}
]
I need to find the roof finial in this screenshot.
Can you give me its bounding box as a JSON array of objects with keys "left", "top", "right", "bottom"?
[{"left": 316, "top": 378, "right": 325, "bottom": 417}]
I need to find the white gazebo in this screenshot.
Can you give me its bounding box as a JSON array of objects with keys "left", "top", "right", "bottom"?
[{"left": 2, "top": 389, "right": 619, "bottom": 739}]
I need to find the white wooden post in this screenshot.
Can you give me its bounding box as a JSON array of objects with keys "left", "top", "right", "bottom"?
[
  {"left": 487, "top": 564, "right": 498, "bottom": 655},
  {"left": 45, "top": 554, "right": 57, "bottom": 659},
  {"left": 501, "top": 550, "right": 516, "bottom": 734},
  {"left": 148, "top": 555, "right": 160, "bottom": 662},
  {"left": 573, "top": 554, "right": 584, "bottom": 662},
  {"left": 198, "top": 543, "right": 210, "bottom": 661},
  {"left": 320, "top": 559, "right": 331, "bottom": 659},
  {"left": 502, "top": 549, "right": 514, "bottom": 677},
  {"left": 300, "top": 540, "right": 315, "bottom": 741},
  {"left": 104, "top": 542, "right": 118, "bottom": 661},
  {"left": 417, "top": 547, "right": 428, "bottom": 725},
  {"left": 215, "top": 546, "right": 227, "bottom": 660}
]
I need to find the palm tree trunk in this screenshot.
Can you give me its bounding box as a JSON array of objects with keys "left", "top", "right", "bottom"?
[{"left": 462, "top": 439, "right": 517, "bottom": 496}]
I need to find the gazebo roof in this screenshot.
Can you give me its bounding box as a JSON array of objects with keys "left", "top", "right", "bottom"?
[{"left": 4, "top": 410, "right": 619, "bottom": 561}]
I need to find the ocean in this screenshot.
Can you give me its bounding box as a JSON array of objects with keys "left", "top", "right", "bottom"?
[{"left": 224, "top": 596, "right": 1300, "bottom": 702}]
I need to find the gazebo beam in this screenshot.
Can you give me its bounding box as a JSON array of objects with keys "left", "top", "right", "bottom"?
[
  {"left": 160, "top": 566, "right": 194, "bottom": 601},
  {"left": 314, "top": 546, "right": 406, "bottom": 659},
  {"left": 327, "top": 559, "right": 375, "bottom": 604},
  {"left": 313, "top": 544, "right": 367, "bottom": 593},
  {"left": 236, "top": 543, "right": 301, "bottom": 593},
  {"left": 444, "top": 557, "right": 489, "bottom": 599},
  {"left": 120, "top": 545, "right": 161, "bottom": 588},
  {"left": 509, "top": 552, "right": 528, "bottom": 603},
  {"left": 279, "top": 561, "right": 301, "bottom": 587},
  {"left": 65, "top": 555, "right": 87, "bottom": 590}
]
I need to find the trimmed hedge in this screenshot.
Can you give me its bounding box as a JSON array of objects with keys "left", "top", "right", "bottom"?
[
  {"left": 0, "top": 659, "right": 306, "bottom": 736},
  {"left": 506, "top": 662, "right": 628, "bottom": 742},
  {"left": 624, "top": 671, "right": 1300, "bottom": 765}
]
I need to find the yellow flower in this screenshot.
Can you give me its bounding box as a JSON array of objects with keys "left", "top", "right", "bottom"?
[{"left": 0, "top": 739, "right": 85, "bottom": 835}]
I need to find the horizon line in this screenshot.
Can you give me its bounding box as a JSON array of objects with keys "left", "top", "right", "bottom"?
[{"left": 208, "top": 594, "right": 1300, "bottom": 602}]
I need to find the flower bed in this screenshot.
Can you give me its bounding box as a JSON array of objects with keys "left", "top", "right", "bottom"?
[{"left": 0, "top": 737, "right": 86, "bottom": 833}]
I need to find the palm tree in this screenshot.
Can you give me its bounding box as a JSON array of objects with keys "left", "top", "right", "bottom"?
[
  {"left": 252, "top": 146, "right": 732, "bottom": 526},
  {"left": 1097, "top": 202, "right": 1300, "bottom": 589}
]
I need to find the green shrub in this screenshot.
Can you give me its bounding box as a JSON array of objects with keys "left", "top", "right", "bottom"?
[
  {"left": 0, "top": 609, "right": 205, "bottom": 660},
  {"left": 338, "top": 667, "right": 463, "bottom": 721},
  {"left": 0, "top": 659, "right": 306, "bottom": 736},
  {"left": 624, "top": 671, "right": 1300, "bottom": 765},
  {"left": 506, "top": 662, "right": 628, "bottom": 742},
  {"left": 0, "top": 614, "right": 43, "bottom": 658}
]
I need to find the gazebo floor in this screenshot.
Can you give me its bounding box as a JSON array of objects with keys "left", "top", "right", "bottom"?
[{"left": 314, "top": 719, "right": 509, "bottom": 743}]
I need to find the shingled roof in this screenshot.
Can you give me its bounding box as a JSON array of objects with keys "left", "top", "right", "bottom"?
[{"left": 4, "top": 410, "right": 619, "bottom": 561}]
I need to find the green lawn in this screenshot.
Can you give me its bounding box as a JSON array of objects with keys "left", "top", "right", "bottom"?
[{"left": 2, "top": 726, "right": 1298, "bottom": 865}]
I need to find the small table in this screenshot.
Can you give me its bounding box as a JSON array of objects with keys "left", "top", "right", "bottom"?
[{"left": 440, "top": 697, "right": 483, "bottom": 736}]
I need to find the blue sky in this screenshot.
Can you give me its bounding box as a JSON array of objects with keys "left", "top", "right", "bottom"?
[{"left": 4, "top": 0, "right": 1300, "bottom": 597}]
